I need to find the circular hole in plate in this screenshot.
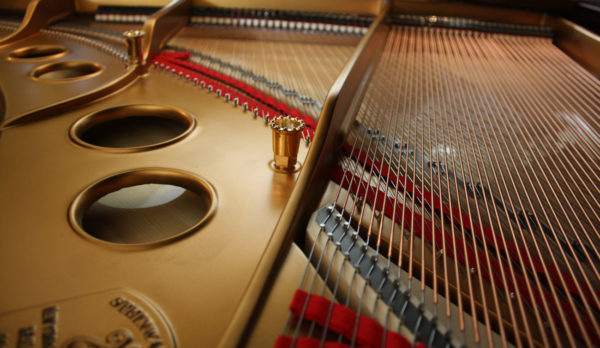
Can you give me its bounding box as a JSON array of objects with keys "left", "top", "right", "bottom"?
[
  {"left": 31, "top": 61, "right": 102, "bottom": 81},
  {"left": 69, "top": 168, "right": 217, "bottom": 247},
  {"left": 8, "top": 44, "right": 68, "bottom": 60},
  {"left": 70, "top": 105, "right": 196, "bottom": 152}
]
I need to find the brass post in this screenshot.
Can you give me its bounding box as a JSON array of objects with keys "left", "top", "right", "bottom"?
[
  {"left": 123, "top": 30, "right": 145, "bottom": 65},
  {"left": 269, "top": 116, "right": 305, "bottom": 171}
]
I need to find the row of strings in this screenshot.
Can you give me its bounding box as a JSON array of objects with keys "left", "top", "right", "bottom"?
[
  {"left": 169, "top": 32, "right": 357, "bottom": 119},
  {"left": 291, "top": 25, "right": 600, "bottom": 347}
]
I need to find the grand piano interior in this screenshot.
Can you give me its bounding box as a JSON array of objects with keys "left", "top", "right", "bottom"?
[{"left": 0, "top": 0, "right": 599, "bottom": 347}]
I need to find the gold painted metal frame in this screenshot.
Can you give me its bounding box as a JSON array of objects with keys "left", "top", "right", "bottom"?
[
  {"left": 0, "top": 0, "right": 193, "bottom": 129},
  {"left": 0, "top": 0, "right": 74, "bottom": 48}
]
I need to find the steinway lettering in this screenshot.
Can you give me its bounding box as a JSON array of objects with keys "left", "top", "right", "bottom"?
[
  {"left": 41, "top": 306, "right": 58, "bottom": 348},
  {"left": 109, "top": 297, "right": 163, "bottom": 348},
  {"left": 17, "top": 326, "right": 34, "bottom": 348}
]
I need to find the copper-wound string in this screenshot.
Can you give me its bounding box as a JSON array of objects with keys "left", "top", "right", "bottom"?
[
  {"left": 445, "top": 29, "right": 526, "bottom": 347},
  {"left": 443, "top": 29, "right": 508, "bottom": 346},
  {"left": 450, "top": 29, "right": 556, "bottom": 346},
  {"left": 445, "top": 28, "right": 505, "bottom": 344},
  {"left": 414, "top": 27, "right": 432, "bottom": 341},
  {"left": 366, "top": 22, "right": 406, "bottom": 334},
  {"left": 500, "top": 35, "right": 600, "bottom": 247},
  {"left": 377, "top": 25, "right": 413, "bottom": 344},
  {"left": 468, "top": 31, "right": 583, "bottom": 345},
  {"left": 479, "top": 33, "right": 600, "bottom": 342},
  {"left": 472, "top": 32, "right": 561, "bottom": 346},
  {"left": 426, "top": 28, "right": 452, "bottom": 335},
  {"left": 495, "top": 34, "right": 600, "bottom": 305},
  {"left": 458, "top": 30, "right": 560, "bottom": 347},
  {"left": 525, "top": 37, "right": 600, "bottom": 137},
  {"left": 506, "top": 38, "right": 600, "bottom": 192},
  {"left": 347, "top": 29, "right": 401, "bottom": 346},
  {"left": 433, "top": 27, "right": 471, "bottom": 338},
  {"left": 452, "top": 29, "right": 540, "bottom": 346},
  {"left": 374, "top": 26, "right": 417, "bottom": 340},
  {"left": 286, "top": 20, "right": 600, "bottom": 348},
  {"left": 433, "top": 28, "right": 548, "bottom": 346},
  {"left": 479, "top": 32, "right": 596, "bottom": 343}
]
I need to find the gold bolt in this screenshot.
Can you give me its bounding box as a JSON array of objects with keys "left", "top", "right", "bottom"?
[
  {"left": 122, "top": 30, "right": 145, "bottom": 65},
  {"left": 269, "top": 116, "right": 305, "bottom": 171}
]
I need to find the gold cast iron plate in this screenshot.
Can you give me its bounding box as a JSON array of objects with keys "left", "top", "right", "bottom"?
[
  {"left": 0, "top": 33, "right": 127, "bottom": 125},
  {"left": 0, "top": 66, "right": 307, "bottom": 347}
]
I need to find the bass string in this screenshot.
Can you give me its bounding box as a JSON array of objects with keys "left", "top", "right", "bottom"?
[
  {"left": 500, "top": 35, "right": 600, "bottom": 239},
  {"left": 282, "top": 20, "right": 600, "bottom": 348},
  {"left": 344, "top": 23, "right": 596, "bottom": 346},
  {"left": 491, "top": 33, "right": 600, "bottom": 310},
  {"left": 441, "top": 29, "right": 524, "bottom": 347},
  {"left": 356, "top": 27, "right": 528, "bottom": 346},
  {"left": 446, "top": 29, "right": 552, "bottom": 346},
  {"left": 474, "top": 30, "right": 592, "bottom": 341},
  {"left": 432, "top": 27, "right": 600, "bottom": 346},
  {"left": 476, "top": 32, "right": 600, "bottom": 344}
]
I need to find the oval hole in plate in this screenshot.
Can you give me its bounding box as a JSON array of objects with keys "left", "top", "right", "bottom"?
[
  {"left": 8, "top": 45, "right": 68, "bottom": 60},
  {"left": 70, "top": 105, "right": 195, "bottom": 152},
  {"left": 32, "top": 61, "right": 102, "bottom": 81},
  {"left": 69, "top": 169, "right": 217, "bottom": 247}
]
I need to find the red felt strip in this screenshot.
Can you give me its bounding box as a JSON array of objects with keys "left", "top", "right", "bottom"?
[
  {"left": 274, "top": 336, "right": 363, "bottom": 348},
  {"left": 153, "top": 51, "right": 317, "bottom": 140},
  {"left": 288, "top": 290, "right": 418, "bottom": 348}
]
